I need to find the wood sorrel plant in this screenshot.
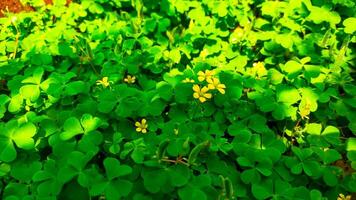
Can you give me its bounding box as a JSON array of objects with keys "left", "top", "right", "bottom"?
[{"left": 0, "top": 0, "right": 355, "bottom": 199}]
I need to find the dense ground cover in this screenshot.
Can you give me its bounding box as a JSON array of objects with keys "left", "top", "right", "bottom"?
[{"left": 0, "top": 0, "right": 355, "bottom": 199}]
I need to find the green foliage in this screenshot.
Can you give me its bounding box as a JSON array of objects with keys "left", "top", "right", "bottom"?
[{"left": 0, "top": 0, "right": 355, "bottom": 199}]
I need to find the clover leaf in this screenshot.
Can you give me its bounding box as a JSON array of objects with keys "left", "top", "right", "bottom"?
[{"left": 60, "top": 114, "right": 101, "bottom": 140}]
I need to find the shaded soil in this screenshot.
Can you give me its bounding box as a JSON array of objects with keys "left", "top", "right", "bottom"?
[{"left": 0, "top": 0, "right": 71, "bottom": 17}]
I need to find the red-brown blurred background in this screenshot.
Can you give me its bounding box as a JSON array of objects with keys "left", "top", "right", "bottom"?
[{"left": 0, "top": 0, "right": 71, "bottom": 17}]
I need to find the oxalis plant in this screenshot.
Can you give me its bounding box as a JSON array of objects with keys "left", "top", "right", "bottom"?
[{"left": 0, "top": 0, "right": 355, "bottom": 199}]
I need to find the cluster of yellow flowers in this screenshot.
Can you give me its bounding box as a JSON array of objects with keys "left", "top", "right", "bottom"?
[
  {"left": 186, "top": 69, "right": 226, "bottom": 103},
  {"left": 337, "top": 194, "right": 351, "bottom": 200},
  {"left": 96, "top": 76, "right": 146, "bottom": 134}
]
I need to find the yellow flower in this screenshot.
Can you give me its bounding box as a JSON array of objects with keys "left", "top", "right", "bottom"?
[
  {"left": 188, "top": 20, "right": 195, "bottom": 30},
  {"left": 135, "top": 119, "right": 148, "bottom": 133},
  {"left": 193, "top": 84, "right": 212, "bottom": 103},
  {"left": 197, "top": 70, "right": 215, "bottom": 82},
  {"left": 252, "top": 61, "right": 267, "bottom": 77},
  {"left": 235, "top": 27, "right": 244, "bottom": 37},
  {"left": 199, "top": 49, "right": 209, "bottom": 59},
  {"left": 337, "top": 194, "right": 351, "bottom": 200},
  {"left": 124, "top": 75, "right": 136, "bottom": 84},
  {"left": 96, "top": 77, "right": 112, "bottom": 88},
  {"left": 182, "top": 78, "right": 195, "bottom": 83},
  {"left": 207, "top": 77, "right": 226, "bottom": 94},
  {"left": 231, "top": 27, "right": 244, "bottom": 44}
]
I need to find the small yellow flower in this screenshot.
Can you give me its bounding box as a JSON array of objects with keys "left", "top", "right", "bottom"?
[
  {"left": 182, "top": 78, "right": 195, "bottom": 83},
  {"left": 188, "top": 20, "right": 195, "bottom": 30},
  {"left": 96, "top": 77, "right": 112, "bottom": 88},
  {"left": 252, "top": 61, "right": 267, "bottom": 77},
  {"left": 231, "top": 27, "right": 244, "bottom": 44},
  {"left": 197, "top": 70, "right": 215, "bottom": 82},
  {"left": 124, "top": 75, "right": 136, "bottom": 84},
  {"left": 135, "top": 119, "right": 148, "bottom": 133},
  {"left": 235, "top": 27, "right": 244, "bottom": 37},
  {"left": 193, "top": 84, "right": 212, "bottom": 103},
  {"left": 337, "top": 194, "right": 351, "bottom": 200},
  {"left": 207, "top": 77, "right": 226, "bottom": 94},
  {"left": 200, "top": 49, "right": 209, "bottom": 59}
]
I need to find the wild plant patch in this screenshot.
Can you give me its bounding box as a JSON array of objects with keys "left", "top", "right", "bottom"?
[{"left": 0, "top": 0, "right": 355, "bottom": 199}]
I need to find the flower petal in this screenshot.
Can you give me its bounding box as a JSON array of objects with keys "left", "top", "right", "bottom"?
[
  {"left": 192, "top": 85, "right": 200, "bottom": 92},
  {"left": 135, "top": 122, "right": 140, "bottom": 127},
  {"left": 136, "top": 128, "right": 142, "bottom": 132},
  {"left": 141, "top": 119, "right": 146, "bottom": 124},
  {"left": 198, "top": 76, "right": 205, "bottom": 82},
  {"left": 141, "top": 129, "right": 147, "bottom": 133},
  {"left": 201, "top": 86, "right": 209, "bottom": 93},
  {"left": 204, "top": 93, "right": 212, "bottom": 99},
  {"left": 206, "top": 70, "right": 215, "bottom": 76},
  {"left": 219, "top": 84, "right": 226, "bottom": 89},
  {"left": 193, "top": 93, "right": 200, "bottom": 99},
  {"left": 218, "top": 88, "right": 225, "bottom": 94},
  {"left": 208, "top": 84, "right": 215, "bottom": 90},
  {"left": 199, "top": 97, "right": 206, "bottom": 103}
]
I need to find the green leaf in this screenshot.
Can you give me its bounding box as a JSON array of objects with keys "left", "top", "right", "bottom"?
[
  {"left": 11, "top": 123, "right": 37, "bottom": 150},
  {"left": 188, "top": 141, "right": 209, "bottom": 165},
  {"left": 306, "top": 123, "right": 322, "bottom": 135},
  {"left": 156, "top": 81, "right": 173, "bottom": 101},
  {"left": 8, "top": 94, "right": 23, "bottom": 113},
  {"left": 343, "top": 17, "right": 356, "bottom": 34},
  {"left": 142, "top": 169, "right": 168, "bottom": 193},
  {"left": 107, "top": 179, "right": 133, "bottom": 199},
  {"left": 320, "top": 149, "right": 341, "bottom": 164},
  {"left": 346, "top": 138, "right": 356, "bottom": 151},
  {"left": 303, "top": 160, "right": 321, "bottom": 177},
  {"left": 268, "top": 69, "right": 284, "bottom": 85},
  {"left": 216, "top": 2, "right": 228, "bottom": 17},
  {"left": 256, "top": 158, "right": 273, "bottom": 176},
  {"left": 323, "top": 168, "right": 338, "bottom": 186},
  {"left": 178, "top": 186, "right": 207, "bottom": 200},
  {"left": 310, "top": 189, "right": 323, "bottom": 200},
  {"left": 276, "top": 85, "right": 301, "bottom": 105},
  {"left": 20, "top": 85, "right": 40, "bottom": 102},
  {"left": 321, "top": 126, "right": 340, "bottom": 145},
  {"left": 169, "top": 165, "right": 190, "bottom": 187},
  {"left": 60, "top": 117, "right": 84, "bottom": 140},
  {"left": 175, "top": 83, "right": 192, "bottom": 103},
  {"left": 11, "top": 160, "right": 42, "bottom": 182},
  {"left": 307, "top": 6, "right": 341, "bottom": 25},
  {"left": 237, "top": 157, "right": 254, "bottom": 167},
  {"left": 241, "top": 169, "right": 260, "bottom": 184},
  {"left": 0, "top": 163, "right": 10, "bottom": 176},
  {"left": 80, "top": 114, "right": 101, "bottom": 133},
  {"left": 252, "top": 183, "right": 272, "bottom": 200},
  {"left": 169, "top": 49, "right": 181, "bottom": 64},
  {"left": 0, "top": 138, "right": 16, "bottom": 162},
  {"left": 104, "top": 157, "right": 132, "bottom": 180},
  {"left": 64, "top": 81, "right": 88, "bottom": 96}
]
